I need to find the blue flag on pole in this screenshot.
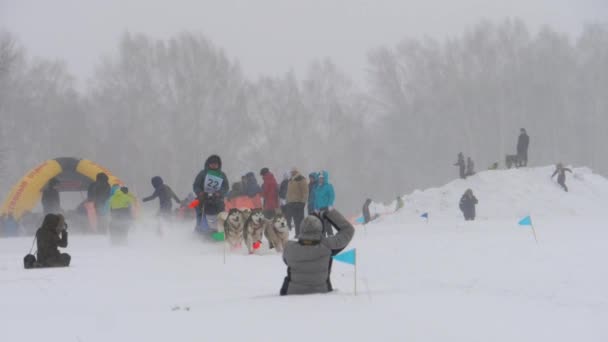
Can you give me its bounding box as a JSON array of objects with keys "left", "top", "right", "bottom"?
[
  {"left": 518, "top": 216, "right": 532, "bottom": 226},
  {"left": 333, "top": 248, "right": 356, "bottom": 265},
  {"left": 421, "top": 212, "right": 429, "bottom": 219}
]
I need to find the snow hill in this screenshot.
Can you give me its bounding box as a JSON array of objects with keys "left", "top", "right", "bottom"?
[
  {"left": 369, "top": 165, "right": 608, "bottom": 223},
  {"left": 1, "top": 166, "right": 608, "bottom": 342}
]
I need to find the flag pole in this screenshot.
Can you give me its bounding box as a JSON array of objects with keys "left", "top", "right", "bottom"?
[
  {"left": 531, "top": 222, "right": 539, "bottom": 244},
  {"left": 223, "top": 236, "right": 227, "bottom": 264},
  {"left": 354, "top": 249, "right": 358, "bottom": 296}
]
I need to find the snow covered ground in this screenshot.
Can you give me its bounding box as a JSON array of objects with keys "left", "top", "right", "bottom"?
[{"left": 1, "top": 166, "right": 608, "bottom": 342}]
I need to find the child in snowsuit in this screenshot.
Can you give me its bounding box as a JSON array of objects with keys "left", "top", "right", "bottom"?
[
  {"left": 459, "top": 189, "right": 478, "bottom": 221},
  {"left": 551, "top": 163, "right": 573, "bottom": 192}
]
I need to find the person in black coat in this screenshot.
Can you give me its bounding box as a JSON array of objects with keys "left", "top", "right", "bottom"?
[
  {"left": 41, "top": 178, "right": 61, "bottom": 214},
  {"left": 516, "top": 128, "right": 530, "bottom": 167},
  {"left": 143, "top": 176, "right": 181, "bottom": 216},
  {"left": 551, "top": 163, "right": 573, "bottom": 192},
  {"left": 87, "top": 173, "right": 111, "bottom": 214},
  {"left": 459, "top": 189, "right": 478, "bottom": 221},
  {"left": 454, "top": 152, "right": 466, "bottom": 179},
  {"left": 35, "top": 214, "right": 70, "bottom": 267}
]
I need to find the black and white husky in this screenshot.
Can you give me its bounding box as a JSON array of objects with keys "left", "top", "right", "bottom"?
[
  {"left": 219, "top": 208, "right": 244, "bottom": 249},
  {"left": 264, "top": 214, "right": 290, "bottom": 253},
  {"left": 244, "top": 209, "right": 267, "bottom": 254}
]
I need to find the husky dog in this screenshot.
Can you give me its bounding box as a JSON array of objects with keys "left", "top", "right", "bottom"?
[
  {"left": 264, "top": 214, "right": 290, "bottom": 253},
  {"left": 244, "top": 209, "right": 267, "bottom": 254},
  {"left": 220, "top": 208, "right": 244, "bottom": 249}
]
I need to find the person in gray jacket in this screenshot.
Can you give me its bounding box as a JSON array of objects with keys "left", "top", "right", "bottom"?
[{"left": 280, "top": 209, "right": 355, "bottom": 296}]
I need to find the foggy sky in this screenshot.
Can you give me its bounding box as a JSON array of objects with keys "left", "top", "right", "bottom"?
[{"left": 1, "top": 0, "right": 605, "bottom": 85}]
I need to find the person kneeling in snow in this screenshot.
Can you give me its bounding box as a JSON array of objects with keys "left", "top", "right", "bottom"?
[
  {"left": 459, "top": 189, "right": 478, "bottom": 221},
  {"left": 35, "top": 214, "right": 71, "bottom": 267},
  {"left": 280, "top": 209, "right": 355, "bottom": 296}
]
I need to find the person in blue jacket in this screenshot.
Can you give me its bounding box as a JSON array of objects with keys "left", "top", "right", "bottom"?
[
  {"left": 314, "top": 171, "right": 335, "bottom": 237},
  {"left": 307, "top": 172, "right": 318, "bottom": 215}
]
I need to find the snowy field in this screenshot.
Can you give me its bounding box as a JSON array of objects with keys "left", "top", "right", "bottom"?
[{"left": 1, "top": 166, "right": 608, "bottom": 342}]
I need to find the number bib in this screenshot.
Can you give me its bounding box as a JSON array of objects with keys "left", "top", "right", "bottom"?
[{"left": 204, "top": 172, "right": 224, "bottom": 193}]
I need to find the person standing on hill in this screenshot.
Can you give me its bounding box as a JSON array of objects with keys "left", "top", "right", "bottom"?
[
  {"left": 551, "top": 163, "right": 573, "bottom": 192},
  {"left": 516, "top": 128, "right": 530, "bottom": 167},
  {"left": 286, "top": 168, "right": 309, "bottom": 238},
  {"left": 459, "top": 189, "right": 478, "bottom": 221},
  {"left": 193, "top": 155, "right": 230, "bottom": 232},
  {"left": 466, "top": 157, "right": 475, "bottom": 177},
  {"left": 143, "top": 176, "right": 182, "bottom": 217},
  {"left": 454, "top": 152, "right": 466, "bottom": 179}
]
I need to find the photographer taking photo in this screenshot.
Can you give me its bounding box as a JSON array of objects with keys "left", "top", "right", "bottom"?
[
  {"left": 35, "top": 214, "right": 71, "bottom": 267},
  {"left": 280, "top": 208, "right": 355, "bottom": 296}
]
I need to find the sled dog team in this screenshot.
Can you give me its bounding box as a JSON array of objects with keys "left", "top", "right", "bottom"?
[{"left": 219, "top": 208, "right": 290, "bottom": 253}]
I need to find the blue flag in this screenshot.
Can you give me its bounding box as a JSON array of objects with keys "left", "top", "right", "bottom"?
[
  {"left": 421, "top": 212, "right": 429, "bottom": 219},
  {"left": 518, "top": 216, "right": 532, "bottom": 226},
  {"left": 333, "top": 248, "right": 356, "bottom": 265}
]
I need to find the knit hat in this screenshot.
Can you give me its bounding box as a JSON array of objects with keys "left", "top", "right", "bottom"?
[
  {"left": 298, "top": 215, "right": 323, "bottom": 241},
  {"left": 260, "top": 168, "right": 269, "bottom": 176}
]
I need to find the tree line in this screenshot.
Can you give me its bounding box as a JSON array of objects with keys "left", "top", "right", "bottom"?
[{"left": 1, "top": 19, "right": 607, "bottom": 212}]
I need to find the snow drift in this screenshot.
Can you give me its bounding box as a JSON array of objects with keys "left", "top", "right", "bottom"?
[{"left": 1, "top": 166, "right": 608, "bottom": 342}]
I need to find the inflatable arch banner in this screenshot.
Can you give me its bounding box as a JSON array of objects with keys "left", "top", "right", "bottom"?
[{"left": 1, "top": 157, "right": 126, "bottom": 220}]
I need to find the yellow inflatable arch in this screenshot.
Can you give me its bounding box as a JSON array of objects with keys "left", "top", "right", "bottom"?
[{"left": 1, "top": 158, "right": 125, "bottom": 220}]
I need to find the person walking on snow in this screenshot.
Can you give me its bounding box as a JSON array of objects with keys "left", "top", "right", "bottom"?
[
  {"left": 517, "top": 128, "right": 530, "bottom": 167},
  {"left": 459, "top": 189, "right": 478, "bottom": 221},
  {"left": 552, "top": 163, "right": 573, "bottom": 192},
  {"left": 260, "top": 168, "right": 279, "bottom": 219},
  {"left": 314, "top": 171, "right": 336, "bottom": 237},
  {"left": 454, "top": 152, "right": 466, "bottom": 179},
  {"left": 279, "top": 172, "right": 291, "bottom": 228},
  {"left": 193, "top": 155, "right": 230, "bottom": 233},
  {"left": 143, "top": 176, "right": 181, "bottom": 217}
]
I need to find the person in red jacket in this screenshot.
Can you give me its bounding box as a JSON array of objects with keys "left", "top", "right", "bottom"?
[{"left": 260, "top": 168, "right": 279, "bottom": 219}]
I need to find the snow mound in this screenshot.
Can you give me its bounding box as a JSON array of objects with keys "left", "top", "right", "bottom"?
[{"left": 369, "top": 166, "right": 608, "bottom": 223}]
